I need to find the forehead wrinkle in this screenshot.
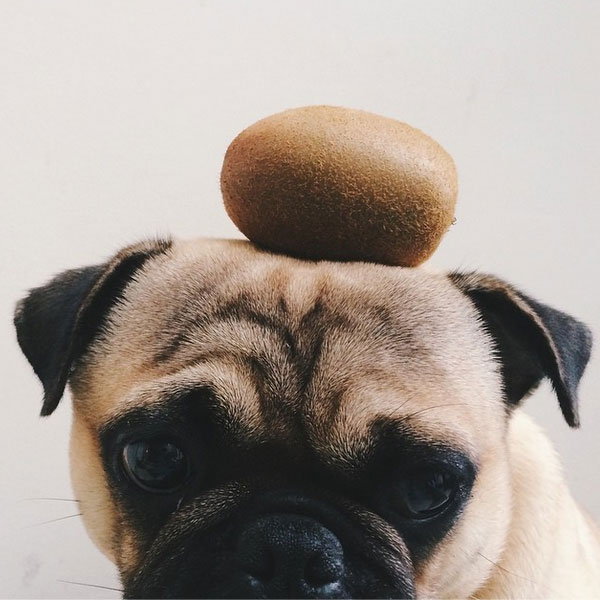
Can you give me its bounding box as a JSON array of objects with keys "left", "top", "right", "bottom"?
[
  {"left": 154, "top": 272, "right": 335, "bottom": 397},
  {"left": 166, "top": 319, "right": 300, "bottom": 406},
  {"left": 302, "top": 317, "right": 427, "bottom": 414},
  {"left": 154, "top": 290, "right": 301, "bottom": 367},
  {"left": 175, "top": 318, "right": 292, "bottom": 364}
]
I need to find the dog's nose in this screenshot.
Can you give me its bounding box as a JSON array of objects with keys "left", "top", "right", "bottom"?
[{"left": 235, "top": 513, "right": 345, "bottom": 598}]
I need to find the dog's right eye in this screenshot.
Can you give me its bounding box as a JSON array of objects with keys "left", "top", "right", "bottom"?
[{"left": 122, "top": 438, "right": 189, "bottom": 493}]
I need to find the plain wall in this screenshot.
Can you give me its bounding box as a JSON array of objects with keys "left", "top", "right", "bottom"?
[{"left": 1, "top": 1, "right": 598, "bottom": 597}]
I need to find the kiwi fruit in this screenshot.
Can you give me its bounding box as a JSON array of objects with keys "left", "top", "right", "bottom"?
[{"left": 220, "top": 105, "right": 458, "bottom": 267}]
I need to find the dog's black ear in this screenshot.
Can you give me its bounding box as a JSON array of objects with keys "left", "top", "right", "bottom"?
[
  {"left": 14, "top": 238, "right": 172, "bottom": 416},
  {"left": 449, "top": 272, "right": 592, "bottom": 428}
]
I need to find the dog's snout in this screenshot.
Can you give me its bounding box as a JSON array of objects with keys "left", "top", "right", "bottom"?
[{"left": 235, "top": 514, "right": 345, "bottom": 598}]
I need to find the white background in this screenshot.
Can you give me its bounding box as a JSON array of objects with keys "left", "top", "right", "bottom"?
[{"left": 1, "top": 1, "right": 598, "bottom": 597}]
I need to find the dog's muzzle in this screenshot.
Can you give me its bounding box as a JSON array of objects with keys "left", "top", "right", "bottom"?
[{"left": 124, "top": 490, "right": 415, "bottom": 599}]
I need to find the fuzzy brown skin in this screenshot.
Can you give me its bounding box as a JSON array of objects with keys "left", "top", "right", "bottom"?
[{"left": 221, "top": 106, "right": 458, "bottom": 267}]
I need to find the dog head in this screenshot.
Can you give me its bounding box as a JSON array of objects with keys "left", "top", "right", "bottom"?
[{"left": 14, "top": 238, "right": 592, "bottom": 598}]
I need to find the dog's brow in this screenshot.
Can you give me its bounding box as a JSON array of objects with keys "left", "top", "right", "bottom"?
[{"left": 99, "top": 386, "right": 242, "bottom": 440}]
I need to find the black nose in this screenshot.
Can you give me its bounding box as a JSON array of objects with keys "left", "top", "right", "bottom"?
[{"left": 235, "top": 514, "right": 345, "bottom": 598}]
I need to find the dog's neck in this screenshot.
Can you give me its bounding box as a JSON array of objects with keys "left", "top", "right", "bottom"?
[{"left": 475, "top": 410, "right": 600, "bottom": 599}]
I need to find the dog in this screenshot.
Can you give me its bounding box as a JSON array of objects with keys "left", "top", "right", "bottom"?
[{"left": 14, "top": 237, "right": 600, "bottom": 598}]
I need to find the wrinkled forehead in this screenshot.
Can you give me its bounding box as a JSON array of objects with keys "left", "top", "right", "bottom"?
[{"left": 75, "top": 240, "right": 502, "bottom": 453}]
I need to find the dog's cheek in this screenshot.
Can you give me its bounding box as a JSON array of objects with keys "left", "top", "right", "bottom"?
[
  {"left": 414, "top": 445, "right": 512, "bottom": 598},
  {"left": 70, "top": 414, "right": 120, "bottom": 562}
]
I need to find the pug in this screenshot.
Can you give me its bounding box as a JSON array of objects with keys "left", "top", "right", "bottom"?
[{"left": 14, "top": 238, "right": 600, "bottom": 598}]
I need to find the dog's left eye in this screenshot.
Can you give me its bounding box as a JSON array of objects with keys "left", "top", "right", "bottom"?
[
  {"left": 122, "top": 438, "right": 189, "bottom": 493},
  {"left": 391, "top": 468, "right": 458, "bottom": 520}
]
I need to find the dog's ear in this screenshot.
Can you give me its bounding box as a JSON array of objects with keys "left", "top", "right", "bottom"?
[
  {"left": 14, "top": 238, "right": 172, "bottom": 416},
  {"left": 449, "top": 272, "right": 592, "bottom": 428}
]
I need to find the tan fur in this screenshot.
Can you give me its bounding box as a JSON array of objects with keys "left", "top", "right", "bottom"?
[
  {"left": 474, "top": 411, "right": 600, "bottom": 599},
  {"left": 69, "top": 416, "right": 117, "bottom": 560},
  {"left": 66, "top": 238, "right": 599, "bottom": 598}
]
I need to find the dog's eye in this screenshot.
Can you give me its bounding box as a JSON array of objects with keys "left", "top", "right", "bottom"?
[
  {"left": 122, "top": 438, "right": 189, "bottom": 493},
  {"left": 392, "top": 468, "right": 458, "bottom": 519}
]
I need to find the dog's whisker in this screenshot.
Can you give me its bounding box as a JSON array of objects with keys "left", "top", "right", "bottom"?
[
  {"left": 401, "top": 403, "right": 473, "bottom": 421},
  {"left": 387, "top": 396, "right": 414, "bottom": 419},
  {"left": 475, "top": 551, "right": 560, "bottom": 595},
  {"left": 26, "top": 513, "right": 83, "bottom": 528},
  {"left": 58, "top": 579, "right": 123, "bottom": 593},
  {"left": 475, "top": 551, "right": 537, "bottom": 582},
  {"left": 21, "top": 497, "right": 80, "bottom": 502}
]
